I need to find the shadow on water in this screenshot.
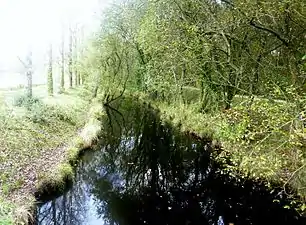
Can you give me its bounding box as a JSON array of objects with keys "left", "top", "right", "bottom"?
[{"left": 34, "top": 97, "right": 306, "bottom": 225}]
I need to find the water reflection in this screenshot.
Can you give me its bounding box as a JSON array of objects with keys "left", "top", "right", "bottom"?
[{"left": 35, "top": 98, "right": 305, "bottom": 225}]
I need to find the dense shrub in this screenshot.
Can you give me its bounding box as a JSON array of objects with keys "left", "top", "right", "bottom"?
[
  {"left": 13, "top": 95, "right": 41, "bottom": 109},
  {"left": 13, "top": 95, "right": 79, "bottom": 125}
]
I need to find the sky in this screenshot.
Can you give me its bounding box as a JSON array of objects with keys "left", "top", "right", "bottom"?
[{"left": 0, "top": 0, "right": 111, "bottom": 78}]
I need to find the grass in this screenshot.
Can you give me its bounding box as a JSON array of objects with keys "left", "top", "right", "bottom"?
[
  {"left": 35, "top": 101, "right": 105, "bottom": 201},
  {"left": 0, "top": 85, "right": 105, "bottom": 224},
  {"left": 0, "top": 198, "right": 14, "bottom": 225}
]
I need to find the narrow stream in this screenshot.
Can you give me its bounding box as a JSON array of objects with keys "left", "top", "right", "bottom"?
[{"left": 34, "top": 98, "right": 306, "bottom": 225}]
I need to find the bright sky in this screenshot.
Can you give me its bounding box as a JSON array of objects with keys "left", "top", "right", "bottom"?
[{"left": 0, "top": 0, "right": 111, "bottom": 72}]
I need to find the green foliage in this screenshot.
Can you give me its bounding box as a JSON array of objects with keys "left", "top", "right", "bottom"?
[
  {"left": 14, "top": 98, "right": 74, "bottom": 125},
  {"left": 85, "top": 0, "right": 305, "bottom": 106},
  {"left": 0, "top": 199, "right": 14, "bottom": 225},
  {"left": 80, "top": 0, "right": 306, "bottom": 209},
  {"left": 67, "top": 146, "right": 80, "bottom": 163},
  {"left": 59, "top": 163, "right": 74, "bottom": 180},
  {"left": 13, "top": 95, "right": 40, "bottom": 109}
]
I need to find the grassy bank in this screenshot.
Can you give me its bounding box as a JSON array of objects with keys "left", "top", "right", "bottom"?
[
  {"left": 0, "top": 86, "right": 105, "bottom": 224},
  {"left": 131, "top": 90, "right": 306, "bottom": 212}
]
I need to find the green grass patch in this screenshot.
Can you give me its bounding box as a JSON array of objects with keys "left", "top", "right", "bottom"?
[
  {"left": 31, "top": 101, "right": 105, "bottom": 222},
  {"left": 0, "top": 198, "right": 14, "bottom": 225},
  {"left": 0, "top": 86, "right": 91, "bottom": 222}
]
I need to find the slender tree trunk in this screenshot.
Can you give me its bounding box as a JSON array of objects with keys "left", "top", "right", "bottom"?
[
  {"left": 225, "top": 69, "right": 236, "bottom": 110},
  {"left": 180, "top": 66, "right": 186, "bottom": 103},
  {"left": 75, "top": 71, "right": 78, "bottom": 86},
  {"left": 73, "top": 25, "right": 80, "bottom": 87},
  {"left": 92, "top": 81, "right": 99, "bottom": 98},
  {"left": 26, "top": 52, "right": 33, "bottom": 98},
  {"left": 69, "top": 26, "right": 73, "bottom": 88},
  {"left": 74, "top": 37, "right": 78, "bottom": 86},
  {"left": 92, "top": 72, "right": 100, "bottom": 98},
  {"left": 60, "top": 28, "right": 65, "bottom": 93},
  {"left": 47, "top": 44, "right": 54, "bottom": 96},
  {"left": 74, "top": 66, "right": 78, "bottom": 86},
  {"left": 77, "top": 71, "right": 81, "bottom": 85},
  {"left": 79, "top": 73, "right": 83, "bottom": 85}
]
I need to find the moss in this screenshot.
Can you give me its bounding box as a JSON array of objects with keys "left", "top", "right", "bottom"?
[
  {"left": 67, "top": 146, "right": 80, "bottom": 163},
  {"left": 58, "top": 163, "right": 74, "bottom": 180},
  {"left": 36, "top": 171, "right": 65, "bottom": 193}
]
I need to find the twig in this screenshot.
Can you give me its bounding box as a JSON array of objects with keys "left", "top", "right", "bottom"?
[{"left": 283, "top": 164, "right": 306, "bottom": 190}]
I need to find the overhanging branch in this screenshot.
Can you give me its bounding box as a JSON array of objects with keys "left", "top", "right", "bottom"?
[{"left": 249, "top": 18, "right": 290, "bottom": 47}]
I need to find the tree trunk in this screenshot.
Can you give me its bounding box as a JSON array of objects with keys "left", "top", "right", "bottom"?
[
  {"left": 26, "top": 52, "right": 33, "bottom": 98},
  {"left": 60, "top": 29, "right": 65, "bottom": 93},
  {"left": 75, "top": 71, "right": 78, "bottom": 86},
  {"left": 79, "top": 73, "right": 83, "bottom": 85},
  {"left": 92, "top": 72, "right": 101, "bottom": 98},
  {"left": 77, "top": 72, "right": 81, "bottom": 85},
  {"left": 92, "top": 84, "right": 99, "bottom": 98},
  {"left": 47, "top": 44, "right": 54, "bottom": 96},
  {"left": 225, "top": 71, "right": 236, "bottom": 110},
  {"left": 74, "top": 36, "right": 78, "bottom": 86},
  {"left": 69, "top": 26, "right": 73, "bottom": 88}
]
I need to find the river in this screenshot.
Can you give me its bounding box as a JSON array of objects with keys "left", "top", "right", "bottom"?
[{"left": 33, "top": 97, "right": 306, "bottom": 225}]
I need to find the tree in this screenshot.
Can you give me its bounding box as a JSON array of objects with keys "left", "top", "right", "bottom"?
[
  {"left": 26, "top": 51, "right": 33, "bottom": 98},
  {"left": 60, "top": 26, "right": 65, "bottom": 93},
  {"left": 83, "top": 0, "right": 305, "bottom": 108},
  {"left": 18, "top": 50, "right": 33, "bottom": 98},
  {"left": 47, "top": 43, "right": 54, "bottom": 96},
  {"left": 68, "top": 25, "right": 73, "bottom": 88},
  {"left": 73, "top": 25, "right": 80, "bottom": 86}
]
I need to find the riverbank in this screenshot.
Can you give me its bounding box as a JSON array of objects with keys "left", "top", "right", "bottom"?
[
  {"left": 34, "top": 95, "right": 306, "bottom": 225},
  {"left": 2, "top": 88, "right": 305, "bottom": 223},
  {"left": 0, "top": 87, "right": 105, "bottom": 224},
  {"left": 131, "top": 91, "right": 306, "bottom": 213}
]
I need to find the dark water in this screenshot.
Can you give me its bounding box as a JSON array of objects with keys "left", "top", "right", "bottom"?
[{"left": 35, "top": 98, "right": 306, "bottom": 225}]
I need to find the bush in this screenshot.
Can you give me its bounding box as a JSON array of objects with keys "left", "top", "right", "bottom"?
[
  {"left": 13, "top": 95, "right": 79, "bottom": 125},
  {"left": 47, "top": 105, "right": 77, "bottom": 126},
  {"left": 13, "top": 95, "right": 41, "bottom": 109},
  {"left": 26, "top": 103, "right": 51, "bottom": 123},
  {"left": 26, "top": 104, "right": 80, "bottom": 125}
]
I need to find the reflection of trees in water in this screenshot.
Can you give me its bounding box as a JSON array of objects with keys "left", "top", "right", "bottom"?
[
  {"left": 36, "top": 163, "right": 89, "bottom": 225},
  {"left": 84, "top": 100, "right": 304, "bottom": 225},
  {"left": 84, "top": 105, "right": 222, "bottom": 224},
  {"left": 35, "top": 98, "right": 305, "bottom": 225}
]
